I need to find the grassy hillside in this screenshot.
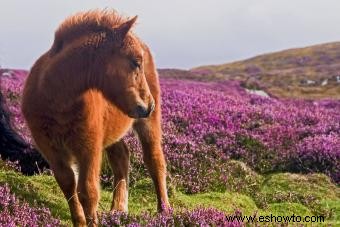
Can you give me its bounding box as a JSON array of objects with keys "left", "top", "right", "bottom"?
[
  {"left": 0, "top": 160, "right": 339, "bottom": 226},
  {"left": 190, "top": 42, "right": 340, "bottom": 99}
]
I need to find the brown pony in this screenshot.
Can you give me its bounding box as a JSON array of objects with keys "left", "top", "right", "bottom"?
[{"left": 21, "top": 10, "right": 169, "bottom": 226}]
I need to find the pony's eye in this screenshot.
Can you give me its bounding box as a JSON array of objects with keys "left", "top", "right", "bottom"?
[{"left": 130, "top": 58, "right": 141, "bottom": 70}]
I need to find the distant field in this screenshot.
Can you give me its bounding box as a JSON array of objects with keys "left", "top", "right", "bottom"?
[{"left": 161, "top": 42, "right": 340, "bottom": 99}]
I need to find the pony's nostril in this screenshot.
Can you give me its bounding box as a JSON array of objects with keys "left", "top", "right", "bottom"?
[{"left": 136, "top": 105, "right": 149, "bottom": 118}]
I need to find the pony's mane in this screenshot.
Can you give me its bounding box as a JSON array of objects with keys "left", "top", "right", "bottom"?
[{"left": 51, "top": 9, "right": 128, "bottom": 53}]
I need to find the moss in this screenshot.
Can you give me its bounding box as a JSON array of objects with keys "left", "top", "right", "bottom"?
[
  {"left": 173, "top": 191, "right": 258, "bottom": 215},
  {"left": 260, "top": 173, "right": 339, "bottom": 202},
  {"left": 257, "top": 173, "right": 340, "bottom": 219},
  {"left": 319, "top": 199, "right": 340, "bottom": 223}
]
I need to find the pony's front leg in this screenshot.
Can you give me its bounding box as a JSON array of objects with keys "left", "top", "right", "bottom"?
[
  {"left": 52, "top": 159, "right": 86, "bottom": 227},
  {"left": 134, "top": 114, "right": 170, "bottom": 212},
  {"left": 74, "top": 142, "right": 102, "bottom": 226},
  {"left": 105, "top": 140, "right": 130, "bottom": 212}
]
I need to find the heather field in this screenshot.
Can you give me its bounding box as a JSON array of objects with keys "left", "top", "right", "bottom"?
[{"left": 0, "top": 69, "right": 339, "bottom": 226}]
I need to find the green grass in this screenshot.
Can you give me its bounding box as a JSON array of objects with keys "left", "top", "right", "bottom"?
[{"left": 0, "top": 161, "right": 339, "bottom": 226}]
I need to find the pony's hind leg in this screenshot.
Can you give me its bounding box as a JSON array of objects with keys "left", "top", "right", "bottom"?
[
  {"left": 32, "top": 135, "right": 86, "bottom": 226},
  {"left": 105, "top": 140, "right": 130, "bottom": 212},
  {"left": 133, "top": 115, "right": 170, "bottom": 212}
]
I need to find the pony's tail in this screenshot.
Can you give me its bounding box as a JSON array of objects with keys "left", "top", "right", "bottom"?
[{"left": 0, "top": 86, "right": 49, "bottom": 175}]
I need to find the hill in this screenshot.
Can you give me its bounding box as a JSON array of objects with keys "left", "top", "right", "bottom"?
[{"left": 188, "top": 42, "right": 340, "bottom": 99}]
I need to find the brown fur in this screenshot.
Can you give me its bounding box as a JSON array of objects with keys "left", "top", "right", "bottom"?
[{"left": 21, "top": 10, "right": 169, "bottom": 227}]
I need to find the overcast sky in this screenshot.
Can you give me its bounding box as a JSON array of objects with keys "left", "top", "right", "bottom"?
[{"left": 1, "top": 0, "right": 340, "bottom": 70}]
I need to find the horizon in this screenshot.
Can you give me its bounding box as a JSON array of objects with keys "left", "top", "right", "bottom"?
[
  {"left": 2, "top": 40, "right": 340, "bottom": 71},
  {"left": 1, "top": 0, "right": 340, "bottom": 70}
]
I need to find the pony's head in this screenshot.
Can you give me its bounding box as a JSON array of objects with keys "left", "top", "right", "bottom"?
[
  {"left": 53, "top": 11, "right": 156, "bottom": 118},
  {"left": 102, "top": 16, "right": 155, "bottom": 119}
]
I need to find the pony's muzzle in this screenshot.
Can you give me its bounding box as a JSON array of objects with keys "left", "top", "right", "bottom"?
[
  {"left": 136, "top": 105, "right": 149, "bottom": 118},
  {"left": 135, "top": 100, "right": 155, "bottom": 118}
]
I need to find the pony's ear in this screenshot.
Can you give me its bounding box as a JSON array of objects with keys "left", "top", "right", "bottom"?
[{"left": 114, "top": 16, "right": 138, "bottom": 44}]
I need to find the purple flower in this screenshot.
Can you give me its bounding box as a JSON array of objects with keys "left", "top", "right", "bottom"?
[{"left": 2, "top": 70, "right": 339, "bottom": 193}]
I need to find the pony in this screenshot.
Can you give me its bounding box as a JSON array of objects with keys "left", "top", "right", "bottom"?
[{"left": 21, "top": 10, "right": 169, "bottom": 226}]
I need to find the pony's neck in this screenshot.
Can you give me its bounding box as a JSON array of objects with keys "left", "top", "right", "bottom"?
[{"left": 41, "top": 56, "right": 105, "bottom": 111}]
